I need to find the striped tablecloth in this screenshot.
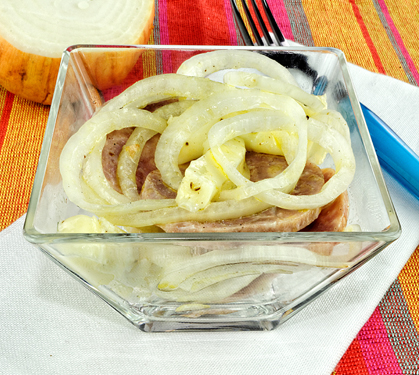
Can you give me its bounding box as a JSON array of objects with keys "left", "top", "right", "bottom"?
[{"left": 1, "top": 1, "right": 418, "bottom": 373}]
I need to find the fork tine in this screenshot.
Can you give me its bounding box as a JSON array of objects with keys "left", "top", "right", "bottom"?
[
  {"left": 260, "top": 0, "right": 286, "bottom": 45},
  {"left": 249, "top": 0, "right": 273, "bottom": 45},
  {"left": 229, "top": 0, "right": 254, "bottom": 46},
  {"left": 239, "top": 0, "right": 264, "bottom": 46}
]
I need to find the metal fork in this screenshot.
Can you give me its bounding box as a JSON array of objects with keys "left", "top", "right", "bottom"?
[
  {"left": 230, "top": 0, "right": 286, "bottom": 47},
  {"left": 229, "top": 0, "right": 419, "bottom": 200}
]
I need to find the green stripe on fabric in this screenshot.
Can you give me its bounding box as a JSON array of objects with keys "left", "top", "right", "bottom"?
[
  {"left": 379, "top": 279, "right": 419, "bottom": 374},
  {"left": 372, "top": 0, "right": 419, "bottom": 85},
  {"left": 283, "top": 0, "right": 315, "bottom": 46},
  {"left": 153, "top": 0, "right": 164, "bottom": 75}
]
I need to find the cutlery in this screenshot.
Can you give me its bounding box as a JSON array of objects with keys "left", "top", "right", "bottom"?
[{"left": 230, "top": 0, "right": 419, "bottom": 200}]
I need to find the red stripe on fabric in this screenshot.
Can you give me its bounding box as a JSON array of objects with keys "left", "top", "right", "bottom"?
[
  {"left": 166, "top": 0, "right": 232, "bottom": 46},
  {"left": 334, "top": 338, "right": 370, "bottom": 375},
  {"left": 0, "top": 91, "right": 14, "bottom": 153},
  {"left": 349, "top": 0, "right": 386, "bottom": 74},
  {"left": 357, "top": 308, "right": 404, "bottom": 374}
]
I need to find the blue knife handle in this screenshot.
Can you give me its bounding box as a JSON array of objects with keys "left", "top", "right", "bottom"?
[{"left": 361, "top": 103, "right": 419, "bottom": 200}]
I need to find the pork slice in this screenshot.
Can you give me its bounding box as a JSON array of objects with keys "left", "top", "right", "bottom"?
[
  {"left": 102, "top": 128, "right": 134, "bottom": 194},
  {"left": 102, "top": 130, "right": 160, "bottom": 194},
  {"left": 304, "top": 168, "right": 350, "bottom": 256},
  {"left": 135, "top": 134, "right": 160, "bottom": 190},
  {"left": 140, "top": 169, "right": 177, "bottom": 199},
  {"left": 143, "top": 153, "right": 325, "bottom": 233},
  {"left": 304, "top": 168, "right": 349, "bottom": 232}
]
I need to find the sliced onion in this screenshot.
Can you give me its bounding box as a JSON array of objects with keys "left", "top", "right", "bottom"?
[
  {"left": 177, "top": 263, "right": 293, "bottom": 293},
  {"left": 176, "top": 138, "right": 246, "bottom": 212},
  {"left": 102, "top": 74, "right": 228, "bottom": 113},
  {"left": 153, "top": 100, "right": 196, "bottom": 120},
  {"left": 307, "top": 110, "right": 351, "bottom": 164},
  {"left": 223, "top": 70, "right": 326, "bottom": 115},
  {"left": 60, "top": 108, "right": 171, "bottom": 214},
  {"left": 155, "top": 274, "right": 260, "bottom": 303},
  {"left": 155, "top": 89, "right": 306, "bottom": 191},
  {"left": 207, "top": 109, "right": 308, "bottom": 201},
  {"left": 158, "top": 246, "right": 350, "bottom": 291},
  {"left": 117, "top": 127, "right": 158, "bottom": 201},
  {"left": 83, "top": 137, "right": 132, "bottom": 205},
  {"left": 253, "top": 121, "right": 355, "bottom": 209},
  {"left": 103, "top": 198, "right": 272, "bottom": 227},
  {"left": 176, "top": 50, "right": 298, "bottom": 86}
]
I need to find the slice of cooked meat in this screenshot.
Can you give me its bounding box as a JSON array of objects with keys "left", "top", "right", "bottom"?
[
  {"left": 142, "top": 153, "right": 325, "bottom": 232},
  {"left": 135, "top": 134, "right": 160, "bottom": 190},
  {"left": 102, "top": 130, "right": 160, "bottom": 194},
  {"left": 303, "top": 168, "right": 349, "bottom": 232},
  {"left": 140, "top": 168, "right": 177, "bottom": 199},
  {"left": 102, "top": 127, "right": 134, "bottom": 194}
]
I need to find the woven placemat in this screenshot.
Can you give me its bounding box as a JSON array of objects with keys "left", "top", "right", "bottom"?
[{"left": 1, "top": 0, "right": 418, "bottom": 373}]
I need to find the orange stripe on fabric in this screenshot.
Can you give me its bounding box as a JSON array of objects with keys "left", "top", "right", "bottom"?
[
  {"left": 334, "top": 338, "right": 370, "bottom": 375},
  {"left": 355, "top": 0, "right": 409, "bottom": 82},
  {"left": 142, "top": 31, "right": 157, "bottom": 79},
  {"left": 398, "top": 245, "right": 419, "bottom": 332},
  {"left": 0, "top": 95, "right": 48, "bottom": 230},
  {"left": 302, "top": 0, "right": 384, "bottom": 74},
  {"left": 349, "top": 0, "right": 385, "bottom": 74}
]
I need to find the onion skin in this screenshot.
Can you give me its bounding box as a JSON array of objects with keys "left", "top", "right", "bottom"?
[
  {"left": 0, "top": 5, "right": 155, "bottom": 105},
  {"left": 0, "top": 35, "right": 60, "bottom": 104}
]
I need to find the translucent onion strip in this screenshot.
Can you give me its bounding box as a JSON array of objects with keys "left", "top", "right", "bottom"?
[
  {"left": 207, "top": 110, "right": 308, "bottom": 201},
  {"left": 155, "top": 274, "right": 259, "bottom": 303},
  {"left": 254, "top": 121, "right": 356, "bottom": 209},
  {"left": 83, "top": 137, "right": 132, "bottom": 204},
  {"left": 60, "top": 108, "right": 173, "bottom": 214},
  {"left": 158, "top": 246, "right": 350, "bottom": 291},
  {"left": 223, "top": 70, "right": 326, "bottom": 115},
  {"left": 177, "top": 263, "right": 293, "bottom": 293},
  {"left": 155, "top": 89, "right": 306, "bottom": 191},
  {"left": 103, "top": 198, "right": 272, "bottom": 227},
  {"left": 153, "top": 100, "right": 196, "bottom": 120},
  {"left": 101, "top": 74, "right": 228, "bottom": 113},
  {"left": 307, "top": 110, "right": 351, "bottom": 164},
  {"left": 176, "top": 50, "right": 298, "bottom": 86},
  {"left": 117, "top": 127, "right": 158, "bottom": 200}
]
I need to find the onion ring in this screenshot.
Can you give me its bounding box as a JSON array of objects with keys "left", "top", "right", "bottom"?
[{"left": 176, "top": 50, "right": 298, "bottom": 86}]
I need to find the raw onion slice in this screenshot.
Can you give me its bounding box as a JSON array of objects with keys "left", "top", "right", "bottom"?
[
  {"left": 102, "top": 197, "right": 272, "bottom": 227},
  {"left": 60, "top": 107, "right": 171, "bottom": 214},
  {"left": 155, "top": 274, "right": 260, "bottom": 303},
  {"left": 117, "top": 127, "right": 158, "bottom": 200},
  {"left": 176, "top": 263, "right": 293, "bottom": 293},
  {"left": 307, "top": 110, "right": 351, "bottom": 164},
  {"left": 155, "top": 89, "right": 306, "bottom": 191},
  {"left": 0, "top": 0, "right": 155, "bottom": 104},
  {"left": 83, "top": 137, "right": 132, "bottom": 205},
  {"left": 176, "top": 138, "right": 247, "bottom": 212},
  {"left": 158, "top": 246, "right": 350, "bottom": 291},
  {"left": 208, "top": 110, "right": 308, "bottom": 201},
  {"left": 153, "top": 100, "right": 196, "bottom": 120},
  {"left": 254, "top": 121, "right": 355, "bottom": 209},
  {"left": 223, "top": 70, "right": 326, "bottom": 115},
  {"left": 176, "top": 50, "right": 298, "bottom": 86},
  {"left": 102, "top": 74, "right": 229, "bottom": 113}
]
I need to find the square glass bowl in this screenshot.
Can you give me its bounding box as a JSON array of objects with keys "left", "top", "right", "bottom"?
[{"left": 24, "top": 45, "right": 400, "bottom": 332}]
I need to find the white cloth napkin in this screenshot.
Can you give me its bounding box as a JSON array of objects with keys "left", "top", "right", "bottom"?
[{"left": 1, "top": 65, "right": 419, "bottom": 375}]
